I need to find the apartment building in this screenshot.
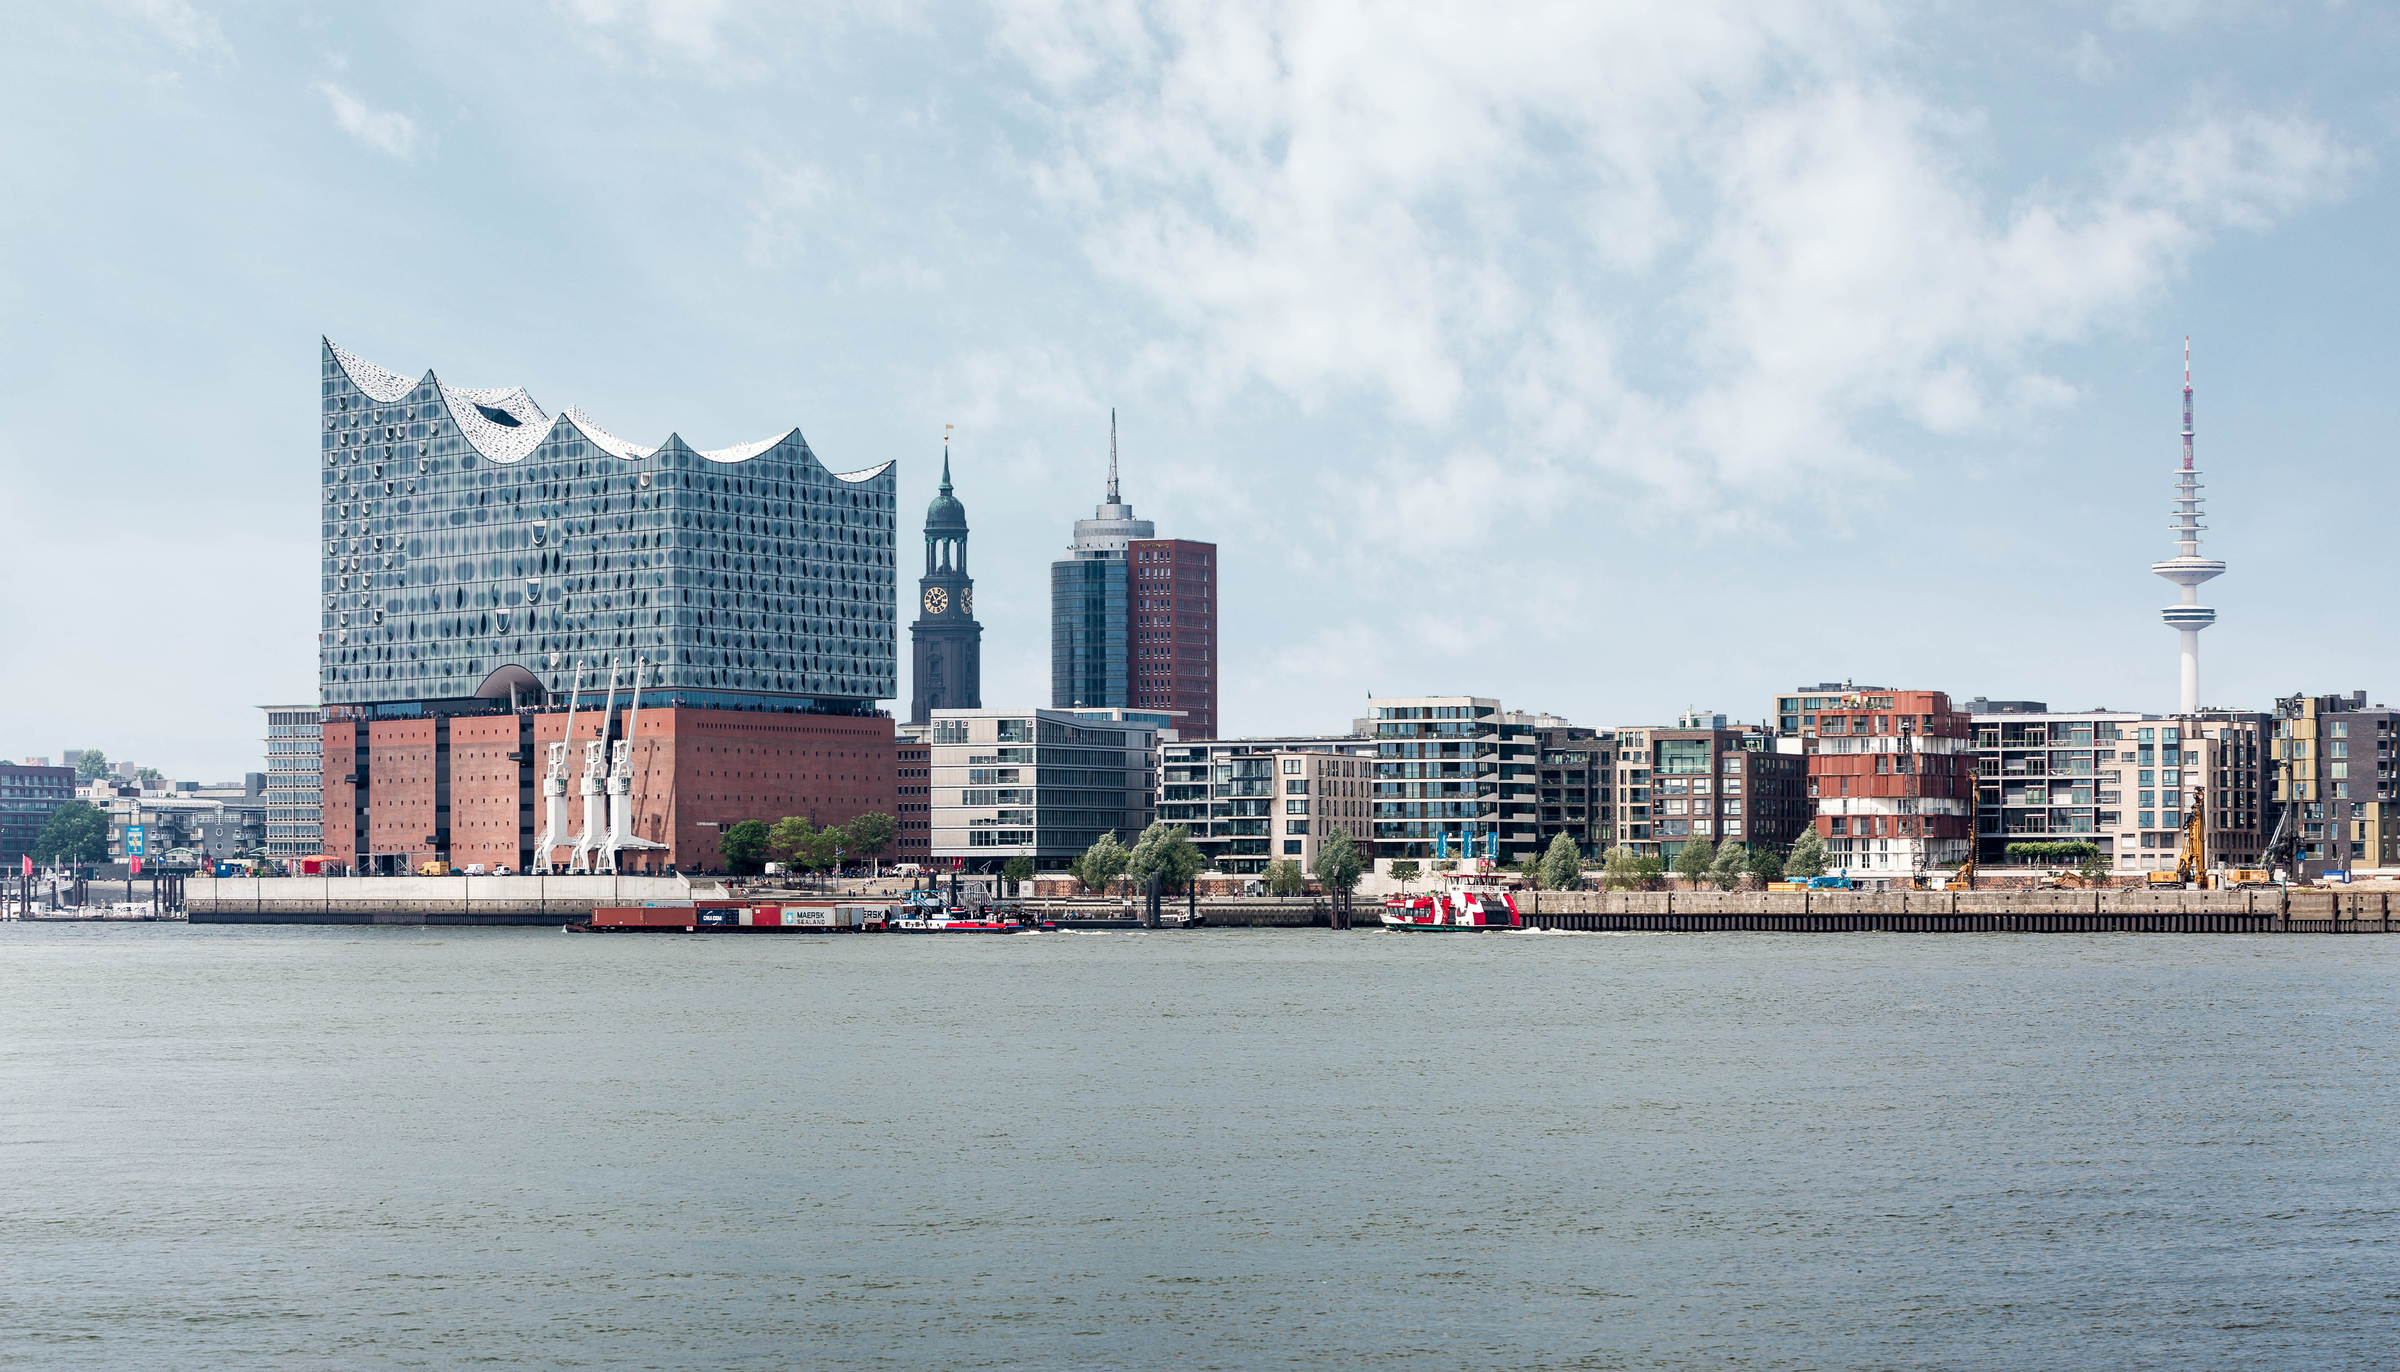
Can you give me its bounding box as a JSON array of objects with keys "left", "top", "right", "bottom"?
[
  {"left": 1505, "top": 712, "right": 1615, "bottom": 856},
  {"left": 1364, "top": 696, "right": 1540, "bottom": 870},
  {"left": 2270, "top": 691, "right": 2400, "bottom": 879},
  {"left": 1963, "top": 700, "right": 2267, "bottom": 872},
  {"left": 1157, "top": 734, "right": 1377, "bottom": 874},
  {"left": 1609, "top": 711, "right": 1808, "bottom": 861},
  {"left": 928, "top": 707, "right": 1160, "bottom": 873},
  {"left": 1799, "top": 688, "right": 1974, "bottom": 878}
]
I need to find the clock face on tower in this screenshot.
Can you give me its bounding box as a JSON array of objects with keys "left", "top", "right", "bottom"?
[
  {"left": 924, "top": 586, "right": 948, "bottom": 615},
  {"left": 963, "top": 587, "right": 973, "bottom": 615}
]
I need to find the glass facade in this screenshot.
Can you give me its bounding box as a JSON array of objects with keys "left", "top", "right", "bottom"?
[
  {"left": 1051, "top": 557, "right": 1128, "bottom": 710},
  {"left": 262, "top": 705, "right": 323, "bottom": 856},
  {"left": 320, "top": 340, "right": 896, "bottom": 715}
]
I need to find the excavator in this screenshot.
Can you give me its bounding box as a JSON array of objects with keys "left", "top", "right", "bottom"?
[{"left": 2146, "top": 787, "right": 2212, "bottom": 889}]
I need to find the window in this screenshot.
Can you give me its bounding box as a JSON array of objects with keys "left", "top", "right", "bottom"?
[
  {"left": 1285, "top": 819, "right": 1309, "bottom": 835},
  {"left": 1282, "top": 759, "right": 1303, "bottom": 774},
  {"left": 1282, "top": 840, "right": 1304, "bottom": 855},
  {"left": 1285, "top": 800, "right": 1309, "bottom": 815}
]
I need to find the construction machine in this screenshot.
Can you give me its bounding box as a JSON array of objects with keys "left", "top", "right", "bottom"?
[{"left": 2146, "top": 791, "right": 2210, "bottom": 888}]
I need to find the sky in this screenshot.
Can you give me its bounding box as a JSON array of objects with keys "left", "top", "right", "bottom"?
[{"left": 2, "top": 0, "right": 2395, "bottom": 781}]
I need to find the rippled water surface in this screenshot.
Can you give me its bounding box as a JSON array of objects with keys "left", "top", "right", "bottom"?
[{"left": 3, "top": 924, "right": 2396, "bottom": 1369}]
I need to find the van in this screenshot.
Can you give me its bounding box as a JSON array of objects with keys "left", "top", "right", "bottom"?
[{"left": 464, "top": 864, "right": 487, "bottom": 875}]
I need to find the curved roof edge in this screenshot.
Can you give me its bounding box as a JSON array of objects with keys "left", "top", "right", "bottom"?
[{"left": 323, "top": 339, "right": 875, "bottom": 476}]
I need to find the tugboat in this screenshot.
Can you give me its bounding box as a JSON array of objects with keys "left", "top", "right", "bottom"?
[{"left": 1380, "top": 885, "right": 1521, "bottom": 931}]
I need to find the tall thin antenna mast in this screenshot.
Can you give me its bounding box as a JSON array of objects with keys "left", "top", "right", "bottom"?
[
  {"left": 1106, "top": 408, "right": 1120, "bottom": 505},
  {"left": 2181, "top": 335, "right": 2195, "bottom": 472}
]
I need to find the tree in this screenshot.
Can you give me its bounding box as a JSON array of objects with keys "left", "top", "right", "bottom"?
[
  {"left": 74, "top": 750, "right": 110, "bottom": 781},
  {"left": 1632, "top": 854, "right": 1667, "bottom": 889},
  {"left": 1674, "top": 837, "right": 1716, "bottom": 887},
  {"left": 1601, "top": 844, "right": 1641, "bottom": 891},
  {"left": 33, "top": 801, "right": 109, "bottom": 864},
  {"left": 1785, "top": 828, "right": 1829, "bottom": 879},
  {"left": 1127, "top": 822, "right": 1207, "bottom": 893},
  {"left": 2077, "top": 850, "right": 2111, "bottom": 888},
  {"left": 1539, "top": 835, "right": 1584, "bottom": 891},
  {"left": 719, "top": 819, "right": 771, "bottom": 874},
  {"left": 1264, "top": 858, "right": 1307, "bottom": 896},
  {"left": 1001, "top": 856, "right": 1035, "bottom": 893},
  {"left": 1312, "top": 828, "right": 1365, "bottom": 898},
  {"left": 134, "top": 767, "right": 164, "bottom": 789},
  {"left": 1747, "top": 843, "right": 1785, "bottom": 885},
  {"left": 1388, "top": 859, "right": 1421, "bottom": 893},
  {"left": 842, "top": 812, "right": 897, "bottom": 870},
  {"left": 1075, "top": 831, "right": 1130, "bottom": 896},
  {"left": 767, "top": 815, "right": 817, "bottom": 868},
  {"left": 1514, "top": 853, "right": 1545, "bottom": 889},
  {"left": 1708, "top": 842, "right": 1748, "bottom": 891}
]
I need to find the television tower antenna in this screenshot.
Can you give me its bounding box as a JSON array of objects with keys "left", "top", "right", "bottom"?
[{"left": 2154, "top": 337, "right": 2223, "bottom": 715}]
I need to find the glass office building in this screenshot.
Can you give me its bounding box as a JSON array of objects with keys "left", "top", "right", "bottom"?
[{"left": 320, "top": 339, "right": 896, "bottom": 714}]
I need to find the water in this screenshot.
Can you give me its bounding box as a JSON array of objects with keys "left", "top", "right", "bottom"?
[{"left": 3, "top": 925, "right": 2395, "bottom": 1369}]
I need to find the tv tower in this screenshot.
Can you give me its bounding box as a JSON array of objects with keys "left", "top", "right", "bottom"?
[{"left": 2153, "top": 338, "right": 2224, "bottom": 714}]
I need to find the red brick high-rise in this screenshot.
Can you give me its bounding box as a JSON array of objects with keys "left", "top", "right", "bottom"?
[{"left": 1128, "top": 537, "right": 1217, "bottom": 738}]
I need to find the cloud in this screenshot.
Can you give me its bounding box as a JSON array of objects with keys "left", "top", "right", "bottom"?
[
  {"left": 109, "top": 0, "right": 228, "bottom": 55},
  {"left": 558, "top": 0, "right": 767, "bottom": 80},
  {"left": 312, "top": 82, "right": 423, "bottom": 160},
  {"left": 998, "top": 0, "right": 2356, "bottom": 535}
]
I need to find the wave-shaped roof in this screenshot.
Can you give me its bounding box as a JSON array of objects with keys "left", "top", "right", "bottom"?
[{"left": 324, "top": 338, "right": 890, "bottom": 480}]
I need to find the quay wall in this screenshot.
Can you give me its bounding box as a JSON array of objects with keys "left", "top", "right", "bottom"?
[
  {"left": 1513, "top": 887, "right": 2395, "bottom": 934},
  {"left": 187, "top": 874, "right": 701, "bottom": 926}
]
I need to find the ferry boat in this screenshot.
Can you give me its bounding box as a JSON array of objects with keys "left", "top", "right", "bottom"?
[
  {"left": 891, "top": 904, "right": 1057, "bottom": 934},
  {"left": 1380, "top": 885, "right": 1521, "bottom": 931}
]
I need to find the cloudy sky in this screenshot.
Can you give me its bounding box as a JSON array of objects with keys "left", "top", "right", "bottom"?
[{"left": 2, "top": 1, "right": 2394, "bottom": 779}]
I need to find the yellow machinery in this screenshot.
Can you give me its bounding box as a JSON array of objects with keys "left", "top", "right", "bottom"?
[{"left": 2145, "top": 792, "right": 2211, "bottom": 888}]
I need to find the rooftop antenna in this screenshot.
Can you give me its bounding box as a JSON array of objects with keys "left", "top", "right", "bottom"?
[
  {"left": 2182, "top": 335, "right": 2194, "bottom": 472},
  {"left": 1107, "top": 408, "right": 1120, "bottom": 504}
]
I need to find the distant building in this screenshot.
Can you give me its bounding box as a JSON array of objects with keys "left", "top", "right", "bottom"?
[
  {"left": 1961, "top": 701, "right": 2268, "bottom": 874},
  {"left": 1801, "top": 688, "right": 1974, "bottom": 879},
  {"left": 1157, "top": 734, "right": 1379, "bottom": 874},
  {"left": 928, "top": 707, "right": 1162, "bottom": 872},
  {"left": 1609, "top": 713, "right": 1809, "bottom": 861},
  {"left": 1363, "top": 695, "right": 1540, "bottom": 870},
  {"left": 2269, "top": 691, "right": 2396, "bottom": 879},
  {"left": 1504, "top": 711, "right": 1616, "bottom": 857},
  {"left": 0, "top": 761, "right": 76, "bottom": 865},
  {"left": 261, "top": 704, "right": 324, "bottom": 858},
  {"left": 1051, "top": 414, "right": 1217, "bottom": 736},
  {"left": 311, "top": 338, "right": 900, "bottom": 875},
  {"left": 894, "top": 723, "right": 932, "bottom": 865}
]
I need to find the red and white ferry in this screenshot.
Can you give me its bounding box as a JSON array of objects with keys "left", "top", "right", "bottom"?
[{"left": 1380, "top": 885, "right": 1521, "bottom": 931}]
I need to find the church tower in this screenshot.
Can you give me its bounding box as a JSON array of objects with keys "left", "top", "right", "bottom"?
[{"left": 910, "top": 443, "right": 981, "bottom": 724}]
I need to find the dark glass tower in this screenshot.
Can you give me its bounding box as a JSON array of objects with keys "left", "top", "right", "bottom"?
[
  {"left": 1051, "top": 412, "right": 1150, "bottom": 711},
  {"left": 910, "top": 446, "right": 981, "bottom": 723},
  {"left": 318, "top": 339, "right": 896, "bottom": 715}
]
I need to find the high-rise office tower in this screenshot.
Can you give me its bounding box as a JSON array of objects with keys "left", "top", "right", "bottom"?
[
  {"left": 1050, "top": 413, "right": 1216, "bottom": 735},
  {"left": 910, "top": 445, "right": 981, "bottom": 723}
]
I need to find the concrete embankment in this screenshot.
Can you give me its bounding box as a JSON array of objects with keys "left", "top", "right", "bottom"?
[
  {"left": 1514, "top": 888, "right": 2395, "bottom": 933},
  {"left": 187, "top": 875, "right": 704, "bottom": 926}
]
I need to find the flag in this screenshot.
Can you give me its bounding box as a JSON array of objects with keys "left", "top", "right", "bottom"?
[
  {"left": 130, "top": 857, "right": 142, "bottom": 876},
  {"left": 19, "top": 856, "right": 28, "bottom": 876}
]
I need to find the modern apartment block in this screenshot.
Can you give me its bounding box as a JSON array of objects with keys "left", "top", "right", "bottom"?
[
  {"left": 1962, "top": 700, "right": 2267, "bottom": 873},
  {"left": 261, "top": 703, "right": 324, "bottom": 858},
  {"left": 927, "top": 707, "right": 1161, "bottom": 872},
  {"left": 1610, "top": 712, "right": 1809, "bottom": 860},
  {"left": 1799, "top": 688, "right": 1974, "bottom": 877},
  {"left": 0, "top": 760, "right": 76, "bottom": 866},
  {"left": 2270, "top": 691, "right": 2400, "bottom": 879},
  {"left": 1157, "top": 734, "right": 1380, "bottom": 874},
  {"left": 313, "top": 339, "right": 900, "bottom": 875},
  {"left": 1051, "top": 415, "right": 1217, "bottom": 733},
  {"left": 1505, "top": 712, "right": 1616, "bottom": 855},
  {"left": 1365, "top": 696, "right": 1540, "bottom": 869}
]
